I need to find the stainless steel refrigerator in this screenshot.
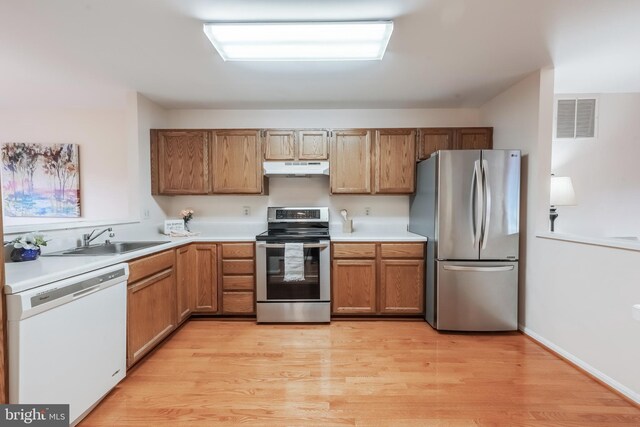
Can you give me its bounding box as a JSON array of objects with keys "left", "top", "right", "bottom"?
[{"left": 409, "top": 150, "right": 521, "bottom": 331}]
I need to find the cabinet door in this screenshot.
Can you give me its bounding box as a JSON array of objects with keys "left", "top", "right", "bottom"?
[
  {"left": 211, "top": 130, "right": 263, "bottom": 193},
  {"left": 374, "top": 129, "right": 416, "bottom": 194},
  {"left": 298, "top": 130, "right": 328, "bottom": 160},
  {"left": 264, "top": 130, "right": 295, "bottom": 160},
  {"left": 417, "top": 128, "right": 454, "bottom": 160},
  {"left": 154, "top": 130, "right": 209, "bottom": 194},
  {"left": 332, "top": 259, "right": 377, "bottom": 314},
  {"left": 330, "top": 129, "right": 372, "bottom": 194},
  {"left": 380, "top": 259, "right": 424, "bottom": 314},
  {"left": 127, "top": 268, "right": 177, "bottom": 367},
  {"left": 454, "top": 128, "right": 493, "bottom": 150},
  {"left": 192, "top": 244, "right": 219, "bottom": 313},
  {"left": 176, "top": 245, "right": 194, "bottom": 323}
]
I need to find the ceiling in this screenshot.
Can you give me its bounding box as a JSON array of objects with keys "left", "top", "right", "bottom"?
[{"left": 1, "top": 0, "right": 639, "bottom": 109}]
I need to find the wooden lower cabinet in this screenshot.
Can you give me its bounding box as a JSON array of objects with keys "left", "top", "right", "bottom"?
[
  {"left": 192, "top": 244, "right": 218, "bottom": 313},
  {"left": 221, "top": 243, "right": 256, "bottom": 314},
  {"left": 332, "top": 259, "right": 377, "bottom": 314},
  {"left": 331, "top": 242, "right": 425, "bottom": 316},
  {"left": 176, "top": 245, "right": 194, "bottom": 323},
  {"left": 127, "top": 251, "right": 177, "bottom": 367},
  {"left": 380, "top": 259, "right": 424, "bottom": 314}
]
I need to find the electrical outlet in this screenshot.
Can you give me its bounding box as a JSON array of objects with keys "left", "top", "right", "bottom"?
[
  {"left": 365, "top": 207, "right": 371, "bottom": 216},
  {"left": 242, "top": 206, "right": 251, "bottom": 216},
  {"left": 142, "top": 208, "right": 150, "bottom": 219}
]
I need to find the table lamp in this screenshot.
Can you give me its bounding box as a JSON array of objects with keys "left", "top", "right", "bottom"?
[{"left": 550, "top": 176, "right": 576, "bottom": 232}]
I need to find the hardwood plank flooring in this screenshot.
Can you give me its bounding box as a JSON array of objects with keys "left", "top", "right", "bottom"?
[{"left": 81, "top": 321, "right": 639, "bottom": 426}]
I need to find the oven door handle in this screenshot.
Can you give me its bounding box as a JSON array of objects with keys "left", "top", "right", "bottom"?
[{"left": 257, "top": 242, "right": 329, "bottom": 249}]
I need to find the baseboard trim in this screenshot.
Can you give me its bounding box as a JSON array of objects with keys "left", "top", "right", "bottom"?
[{"left": 519, "top": 324, "right": 640, "bottom": 405}]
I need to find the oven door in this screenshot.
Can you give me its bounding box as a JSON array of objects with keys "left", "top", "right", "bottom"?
[{"left": 256, "top": 240, "right": 330, "bottom": 302}]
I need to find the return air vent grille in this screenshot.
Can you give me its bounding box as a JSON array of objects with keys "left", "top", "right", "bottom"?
[{"left": 555, "top": 98, "right": 597, "bottom": 139}]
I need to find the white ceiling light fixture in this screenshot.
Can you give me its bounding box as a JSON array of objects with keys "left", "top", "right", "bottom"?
[{"left": 202, "top": 21, "right": 394, "bottom": 62}]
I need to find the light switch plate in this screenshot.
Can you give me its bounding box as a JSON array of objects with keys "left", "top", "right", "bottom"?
[{"left": 633, "top": 304, "right": 640, "bottom": 322}]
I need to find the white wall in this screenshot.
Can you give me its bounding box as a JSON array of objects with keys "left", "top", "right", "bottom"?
[
  {"left": 0, "top": 108, "right": 130, "bottom": 228},
  {"left": 480, "top": 70, "right": 640, "bottom": 402},
  {"left": 134, "top": 94, "right": 172, "bottom": 224},
  {"left": 552, "top": 93, "right": 640, "bottom": 237},
  {"left": 164, "top": 108, "right": 480, "bottom": 225}
]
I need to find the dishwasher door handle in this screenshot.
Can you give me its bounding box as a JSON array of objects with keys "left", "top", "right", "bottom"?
[{"left": 72, "top": 284, "right": 101, "bottom": 299}]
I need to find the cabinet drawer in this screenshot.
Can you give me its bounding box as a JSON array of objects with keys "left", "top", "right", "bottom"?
[
  {"left": 223, "top": 292, "right": 255, "bottom": 314},
  {"left": 223, "top": 259, "right": 255, "bottom": 275},
  {"left": 380, "top": 243, "right": 424, "bottom": 259},
  {"left": 223, "top": 275, "right": 254, "bottom": 291},
  {"left": 129, "top": 250, "right": 175, "bottom": 283},
  {"left": 332, "top": 243, "right": 376, "bottom": 259},
  {"left": 221, "top": 243, "right": 254, "bottom": 259}
]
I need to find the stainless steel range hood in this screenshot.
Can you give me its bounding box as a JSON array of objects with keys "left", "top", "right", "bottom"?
[{"left": 263, "top": 161, "right": 329, "bottom": 177}]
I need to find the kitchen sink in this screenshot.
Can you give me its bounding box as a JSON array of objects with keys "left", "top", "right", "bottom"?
[{"left": 46, "top": 241, "right": 170, "bottom": 256}]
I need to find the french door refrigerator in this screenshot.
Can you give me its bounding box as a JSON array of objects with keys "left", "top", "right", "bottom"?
[{"left": 409, "top": 150, "right": 521, "bottom": 331}]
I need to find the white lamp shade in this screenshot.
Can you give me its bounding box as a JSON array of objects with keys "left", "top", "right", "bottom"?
[{"left": 550, "top": 176, "right": 576, "bottom": 206}]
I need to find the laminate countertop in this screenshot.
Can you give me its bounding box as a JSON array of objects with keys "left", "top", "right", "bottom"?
[{"left": 5, "top": 224, "right": 426, "bottom": 294}]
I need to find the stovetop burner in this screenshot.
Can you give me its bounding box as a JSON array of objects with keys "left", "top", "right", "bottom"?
[{"left": 256, "top": 207, "right": 330, "bottom": 242}]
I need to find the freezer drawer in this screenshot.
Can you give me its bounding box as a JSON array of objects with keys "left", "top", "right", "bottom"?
[{"left": 436, "top": 260, "right": 518, "bottom": 331}]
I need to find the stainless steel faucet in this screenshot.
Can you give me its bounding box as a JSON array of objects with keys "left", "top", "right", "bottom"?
[{"left": 82, "top": 227, "right": 115, "bottom": 247}]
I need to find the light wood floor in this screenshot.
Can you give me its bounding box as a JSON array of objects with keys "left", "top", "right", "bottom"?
[{"left": 82, "top": 320, "right": 639, "bottom": 426}]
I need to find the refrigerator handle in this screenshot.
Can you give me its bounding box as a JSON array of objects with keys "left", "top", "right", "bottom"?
[
  {"left": 481, "top": 159, "right": 492, "bottom": 249},
  {"left": 470, "top": 160, "right": 483, "bottom": 248}
]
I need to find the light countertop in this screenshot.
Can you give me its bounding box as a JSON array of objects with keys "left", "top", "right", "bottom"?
[{"left": 5, "top": 223, "right": 426, "bottom": 294}]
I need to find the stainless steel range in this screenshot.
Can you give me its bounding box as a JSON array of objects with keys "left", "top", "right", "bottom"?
[{"left": 256, "top": 207, "right": 330, "bottom": 323}]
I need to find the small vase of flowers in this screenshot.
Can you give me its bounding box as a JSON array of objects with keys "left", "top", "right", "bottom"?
[
  {"left": 10, "top": 233, "right": 49, "bottom": 262},
  {"left": 180, "top": 209, "right": 194, "bottom": 232}
]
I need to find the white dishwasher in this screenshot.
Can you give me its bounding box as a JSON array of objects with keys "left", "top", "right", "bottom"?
[{"left": 6, "top": 263, "right": 129, "bottom": 426}]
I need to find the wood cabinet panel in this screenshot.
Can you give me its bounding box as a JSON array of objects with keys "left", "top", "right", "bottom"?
[
  {"left": 221, "top": 243, "right": 254, "bottom": 259},
  {"left": 222, "top": 275, "right": 254, "bottom": 291},
  {"left": 129, "top": 250, "right": 175, "bottom": 283},
  {"left": 223, "top": 259, "right": 254, "bottom": 275},
  {"left": 332, "top": 243, "right": 377, "bottom": 259},
  {"left": 374, "top": 128, "right": 416, "bottom": 194},
  {"left": 380, "top": 259, "right": 424, "bottom": 314},
  {"left": 192, "top": 244, "right": 218, "bottom": 313},
  {"left": 417, "top": 128, "right": 454, "bottom": 160},
  {"left": 176, "top": 245, "right": 194, "bottom": 323},
  {"left": 222, "top": 292, "right": 255, "bottom": 314},
  {"left": 380, "top": 243, "right": 424, "bottom": 259},
  {"left": 332, "top": 259, "right": 377, "bottom": 314},
  {"left": 127, "top": 268, "right": 177, "bottom": 367},
  {"left": 298, "top": 130, "right": 328, "bottom": 160},
  {"left": 330, "top": 129, "right": 372, "bottom": 194},
  {"left": 211, "top": 130, "right": 263, "bottom": 194},
  {"left": 153, "top": 130, "right": 209, "bottom": 194},
  {"left": 264, "top": 130, "right": 295, "bottom": 160},
  {"left": 454, "top": 128, "right": 493, "bottom": 150}
]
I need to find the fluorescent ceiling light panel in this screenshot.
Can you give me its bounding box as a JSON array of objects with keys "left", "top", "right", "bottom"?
[{"left": 202, "top": 21, "right": 394, "bottom": 61}]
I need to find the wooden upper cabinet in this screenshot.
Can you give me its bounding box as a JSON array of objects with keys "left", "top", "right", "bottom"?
[
  {"left": 417, "top": 128, "right": 454, "bottom": 160},
  {"left": 264, "top": 130, "right": 295, "bottom": 160},
  {"left": 374, "top": 129, "right": 416, "bottom": 194},
  {"left": 152, "top": 130, "right": 209, "bottom": 195},
  {"left": 454, "top": 128, "right": 493, "bottom": 150},
  {"left": 211, "top": 130, "right": 263, "bottom": 194},
  {"left": 298, "top": 130, "right": 328, "bottom": 160},
  {"left": 330, "top": 129, "right": 372, "bottom": 194}
]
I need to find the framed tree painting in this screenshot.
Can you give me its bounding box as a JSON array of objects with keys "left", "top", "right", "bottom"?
[{"left": 1, "top": 142, "right": 81, "bottom": 217}]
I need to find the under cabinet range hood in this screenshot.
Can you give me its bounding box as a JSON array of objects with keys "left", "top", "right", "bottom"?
[{"left": 263, "top": 161, "right": 330, "bottom": 177}]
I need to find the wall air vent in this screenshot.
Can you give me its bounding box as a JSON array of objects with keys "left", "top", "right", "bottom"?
[{"left": 554, "top": 97, "right": 598, "bottom": 140}]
